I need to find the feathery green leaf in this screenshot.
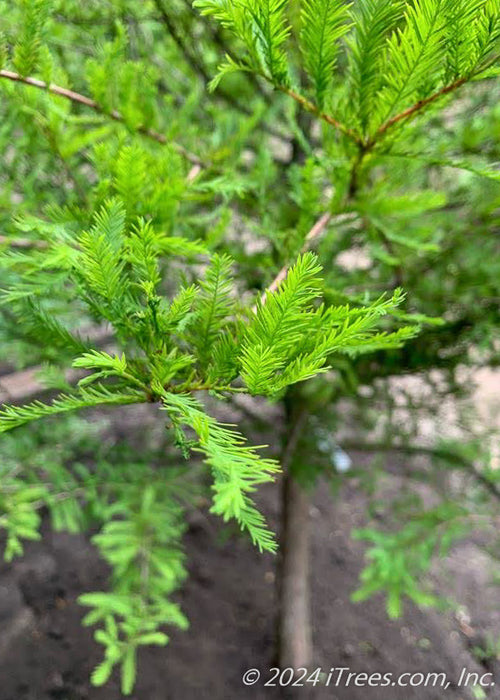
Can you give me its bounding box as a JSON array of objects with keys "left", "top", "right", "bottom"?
[{"left": 301, "top": 0, "right": 352, "bottom": 109}]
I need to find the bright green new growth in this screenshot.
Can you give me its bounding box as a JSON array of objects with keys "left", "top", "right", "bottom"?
[
  {"left": 346, "top": 0, "right": 404, "bottom": 134},
  {"left": 300, "top": 0, "right": 352, "bottom": 109},
  {"left": 0, "top": 195, "right": 411, "bottom": 690},
  {"left": 352, "top": 502, "right": 468, "bottom": 618},
  {"left": 241, "top": 254, "right": 415, "bottom": 395},
  {"left": 0, "top": 385, "right": 145, "bottom": 432},
  {"left": 199, "top": 0, "right": 500, "bottom": 143},
  {"left": 80, "top": 482, "right": 189, "bottom": 694},
  {"left": 162, "top": 392, "right": 280, "bottom": 552},
  {"left": 0, "top": 209, "right": 410, "bottom": 551}
]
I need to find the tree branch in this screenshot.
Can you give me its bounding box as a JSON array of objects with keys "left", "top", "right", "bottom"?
[
  {"left": 153, "top": 0, "right": 211, "bottom": 84},
  {"left": 0, "top": 236, "right": 48, "bottom": 249},
  {"left": 278, "top": 85, "right": 361, "bottom": 144},
  {"left": 246, "top": 69, "right": 360, "bottom": 143},
  {"left": 154, "top": 2, "right": 290, "bottom": 145},
  {"left": 373, "top": 77, "right": 468, "bottom": 142},
  {"left": 0, "top": 69, "right": 357, "bottom": 287},
  {"left": 258, "top": 212, "right": 356, "bottom": 304},
  {"left": 342, "top": 440, "right": 500, "bottom": 502},
  {"left": 0, "top": 69, "right": 204, "bottom": 167}
]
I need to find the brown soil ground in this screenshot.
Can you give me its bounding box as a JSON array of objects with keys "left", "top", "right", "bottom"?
[{"left": 0, "top": 407, "right": 499, "bottom": 700}]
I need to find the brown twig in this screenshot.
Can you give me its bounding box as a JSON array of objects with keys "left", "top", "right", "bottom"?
[
  {"left": 154, "top": 2, "right": 290, "bottom": 144},
  {"left": 279, "top": 85, "right": 361, "bottom": 144},
  {"left": 0, "top": 70, "right": 203, "bottom": 249},
  {"left": 0, "top": 236, "right": 48, "bottom": 249},
  {"left": 342, "top": 440, "right": 500, "bottom": 502},
  {"left": 258, "top": 212, "right": 356, "bottom": 305},
  {"left": 261, "top": 213, "right": 331, "bottom": 302},
  {"left": 236, "top": 68, "right": 360, "bottom": 143},
  {"left": 153, "top": 0, "right": 211, "bottom": 84},
  {"left": 372, "top": 77, "right": 468, "bottom": 143},
  {"left": 0, "top": 69, "right": 204, "bottom": 166},
  {"left": 275, "top": 71, "right": 468, "bottom": 153}
]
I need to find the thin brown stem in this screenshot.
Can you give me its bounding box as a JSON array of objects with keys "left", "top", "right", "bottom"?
[
  {"left": 341, "top": 440, "right": 500, "bottom": 502},
  {"left": 0, "top": 69, "right": 204, "bottom": 166},
  {"left": 153, "top": 0, "right": 211, "bottom": 84},
  {"left": 0, "top": 236, "right": 48, "bottom": 249},
  {"left": 372, "top": 77, "right": 468, "bottom": 143},
  {"left": 278, "top": 85, "right": 361, "bottom": 144},
  {"left": 259, "top": 213, "right": 330, "bottom": 303},
  {"left": 258, "top": 212, "right": 356, "bottom": 306}
]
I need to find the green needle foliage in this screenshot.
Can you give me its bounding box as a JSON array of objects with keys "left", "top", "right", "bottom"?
[
  {"left": 1, "top": 0, "right": 500, "bottom": 690},
  {"left": 300, "top": 0, "right": 352, "bottom": 109},
  {"left": 0, "top": 220, "right": 409, "bottom": 550},
  {"left": 162, "top": 391, "right": 281, "bottom": 552},
  {"left": 198, "top": 0, "right": 500, "bottom": 144},
  {"left": 197, "top": 0, "right": 500, "bottom": 626},
  {"left": 346, "top": 0, "right": 404, "bottom": 135},
  {"left": 0, "top": 195, "right": 409, "bottom": 690}
]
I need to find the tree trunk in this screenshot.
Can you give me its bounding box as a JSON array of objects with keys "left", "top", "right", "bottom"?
[
  {"left": 275, "top": 103, "right": 314, "bottom": 670},
  {"left": 278, "top": 468, "right": 312, "bottom": 669},
  {"left": 277, "top": 398, "right": 313, "bottom": 670}
]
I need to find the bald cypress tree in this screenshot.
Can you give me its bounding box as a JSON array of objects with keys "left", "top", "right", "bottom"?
[{"left": 1, "top": 0, "right": 500, "bottom": 691}]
